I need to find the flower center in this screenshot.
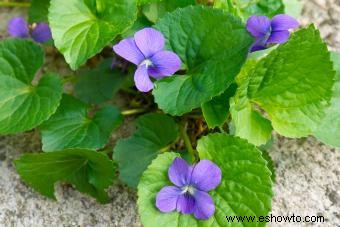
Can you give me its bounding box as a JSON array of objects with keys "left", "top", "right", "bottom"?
[
  {"left": 181, "top": 185, "right": 196, "bottom": 195},
  {"left": 140, "top": 59, "right": 153, "bottom": 67}
]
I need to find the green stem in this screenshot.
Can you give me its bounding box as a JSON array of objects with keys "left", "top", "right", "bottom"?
[
  {"left": 95, "top": 0, "right": 104, "bottom": 13},
  {"left": 218, "top": 126, "right": 226, "bottom": 133},
  {"left": 226, "top": 0, "right": 238, "bottom": 15},
  {"left": 101, "top": 149, "right": 112, "bottom": 154},
  {"left": 180, "top": 122, "right": 198, "bottom": 163},
  {"left": 121, "top": 108, "right": 147, "bottom": 116},
  {"left": 159, "top": 144, "right": 171, "bottom": 153},
  {"left": 62, "top": 76, "right": 77, "bottom": 84},
  {"left": 0, "top": 1, "right": 30, "bottom": 7}
]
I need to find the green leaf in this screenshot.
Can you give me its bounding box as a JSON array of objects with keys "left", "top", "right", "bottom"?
[
  {"left": 214, "top": 0, "right": 284, "bottom": 20},
  {"left": 230, "top": 60, "right": 272, "bottom": 146},
  {"left": 142, "top": 0, "right": 196, "bottom": 23},
  {"left": 282, "top": 0, "right": 302, "bottom": 18},
  {"left": 74, "top": 59, "right": 124, "bottom": 104},
  {"left": 153, "top": 6, "right": 253, "bottom": 116},
  {"left": 248, "top": 45, "right": 277, "bottom": 61},
  {"left": 202, "top": 83, "right": 237, "bottom": 128},
  {"left": 137, "top": 134, "right": 273, "bottom": 226},
  {"left": 0, "top": 39, "right": 62, "bottom": 134},
  {"left": 260, "top": 148, "right": 276, "bottom": 182},
  {"left": 48, "top": 0, "right": 137, "bottom": 70},
  {"left": 113, "top": 113, "right": 179, "bottom": 188},
  {"left": 14, "top": 149, "right": 116, "bottom": 203},
  {"left": 40, "top": 95, "right": 122, "bottom": 151},
  {"left": 122, "top": 16, "right": 153, "bottom": 38},
  {"left": 29, "top": 0, "right": 50, "bottom": 23},
  {"left": 138, "top": 0, "right": 161, "bottom": 5},
  {"left": 231, "top": 100, "right": 272, "bottom": 146},
  {"left": 245, "top": 26, "right": 334, "bottom": 137},
  {"left": 314, "top": 52, "right": 340, "bottom": 147},
  {"left": 198, "top": 134, "right": 273, "bottom": 225}
]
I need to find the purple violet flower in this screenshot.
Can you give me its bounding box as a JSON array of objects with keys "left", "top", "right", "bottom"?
[
  {"left": 31, "top": 23, "right": 52, "bottom": 43},
  {"left": 246, "top": 14, "right": 299, "bottom": 52},
  {"left": 7, "top": 17, "right": 52, "bottom": 43},
  {"left": 7, "top": 17, "right": 29, "bottom": 38},
  {"left": 112, "top": 28, "right": 182, "bottom": 92},
  {"left": 156, "top": 157, "right": 222, "bottom": 220}
]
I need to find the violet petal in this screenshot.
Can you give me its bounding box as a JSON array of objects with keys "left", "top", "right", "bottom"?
[
  {"left": 148, "top": 51, "right": 182, "bottom": 79},
  {"left": 156, "top": 186, "right": 181, "bottom": 212},
  {"left": 251, "top": 44, "right": 267, "bottom": 52},
  {"left": 134, "top": 64, "right": 153, "bottom": 92},
  {"left": 134, "top": 28, "right": 165, "bottom": 58},
  {"left": 7, "top": 17, "right": 29, "bottom": 38},
  {"left": 271, "top": 14, "right": 299, "bottom": 31},
  {"left": 168, "top": 158, "right": 192, "bottom": 187},
  {"left": 190, "top": 160, "right": 221, "bottom": 192},
  {"left": 193, "top": 190, "right": 215, "bottom": 220},
  {"left": 31, "top": 23, "right": 52, "bottom": 43},
  {"left": 113, "top": 37, "right": 144, "bottom": 65},
  {"left": 176, "top": 194, "right": 195, "bottom": 214},
  {"left": 250, "top": 38, "right": 268, "bottom": 52},
  {"left": 246, "top": 15, "right": 271, "bottom": 38},
  {"left": 267, "top": 30, "right": 290, "bottom": 44}
]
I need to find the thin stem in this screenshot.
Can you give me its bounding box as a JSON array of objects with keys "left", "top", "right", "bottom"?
[
  {"left": 101, "top": 149, "right": 112, "bottom": 154},
  {"left": 218, "top": 126, "right": 226, "bottom": 133},
  {"left": 121, "top": 108, "right": 147, "bottom": 116},
  {"left": 95, "top": 0, "right": 104, "bottom": 13},
  {"left": 159, "top": 144, "right": 171, "bottom": 153},
  {"left": 62, "top": 76, "right": 77, "bottom": 84},
  {"left": 180, "top": 122, "right": 198, "bottom": 163},
  {"left": 0, "top": 1, "right": 30, "bottom": 7},
  {"left": 226, "top": 0, "right": 239, "bottom": 15}
]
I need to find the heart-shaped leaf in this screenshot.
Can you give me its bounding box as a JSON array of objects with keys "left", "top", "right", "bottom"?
[
  {"left": 15, "top": 148, "right": 116, "bottom": 203},
  {"left": 49, "top": 0, "right": 138, "bottom": 69},
  {"left": 40, "top": 95, "right": 122, "bottom": 151},
  {"left": 0, "top": 39, "right": 62, "bottom": 134}
]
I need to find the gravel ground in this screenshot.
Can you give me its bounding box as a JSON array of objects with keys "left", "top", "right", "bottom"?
[{"left": 0, "top": 1, "right": 339, "bottom": 226}]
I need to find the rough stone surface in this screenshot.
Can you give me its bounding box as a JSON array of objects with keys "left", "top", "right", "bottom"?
[
  {"left": 269, "top": 136, "right": 340, "bottom": 227},
  {"left": 0, "top": 1, "right": 339, "bottom": 227}
]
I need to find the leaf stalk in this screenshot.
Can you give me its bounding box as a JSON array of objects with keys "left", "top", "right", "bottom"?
[
  {"left": 121, "top": 108, "right": 147, "bottom": 116},
  {"left": 0, "top": 1, "right": 30, "bottom": 7},
  {"left": 180, "top": 122, "right": 199, "bottom": 163}
]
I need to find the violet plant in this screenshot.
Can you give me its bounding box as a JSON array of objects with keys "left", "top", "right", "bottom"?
[
  {"left": 8, "top": 17, "right": 52, "bottom": 43},
  {"left": 0, "top": 0, "right": 338, "bottom": 226}
]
